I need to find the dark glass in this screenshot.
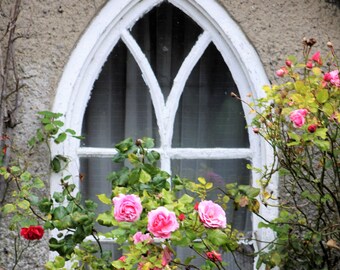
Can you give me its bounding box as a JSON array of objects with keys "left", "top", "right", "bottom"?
[
  {"left": 131, "top": 3, "right": 203, "bottom": 98},
  {"left": 172, "top": 43, "right": 249, "bottom": 148},
  {"left": 81, "top": 40, "right": 160, "bottom": 148}
]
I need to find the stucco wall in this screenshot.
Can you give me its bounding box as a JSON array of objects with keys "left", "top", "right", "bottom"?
[{"left": 0, "top": 0, "right": 339, "bottom": 269}]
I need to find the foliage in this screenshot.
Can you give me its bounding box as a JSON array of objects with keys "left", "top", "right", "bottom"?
[
  {"left": 248, "top": 39, "right": 340, "bottom": 269},
  {"left": 1, "top": 39, "right": 339, "bottom": 270},
  {"left": 1, "top": 113, "right": 260, "bottom": 269}
]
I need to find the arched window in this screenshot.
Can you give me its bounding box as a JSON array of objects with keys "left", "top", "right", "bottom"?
[{"left": 52, "top": 0, "right": 278, "bottom": 268}]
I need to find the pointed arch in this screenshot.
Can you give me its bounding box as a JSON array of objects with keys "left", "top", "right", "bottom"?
[{"left": 52, "top": 0, "right": 278, "bottom": 262}]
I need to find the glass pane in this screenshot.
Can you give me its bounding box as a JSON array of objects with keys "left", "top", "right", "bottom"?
[
  {"left": 80, "top": 157, "right": 121, "bottom": 232},
  {"left": 171, "top": 159, "right": 252, "bottom": 232},
  {"left": 81, "top": 40, "right": 160, "bottom": 148},
  {"left": 172, "top": 43, "right": 249, "bottom": 148},
  {"left": 131, "top": 3, "right": 203, "bottom": 98}
]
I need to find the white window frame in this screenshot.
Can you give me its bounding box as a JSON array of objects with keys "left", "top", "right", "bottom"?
[{"left": 51, "top": 0, "right": 279, "bottom": 268}]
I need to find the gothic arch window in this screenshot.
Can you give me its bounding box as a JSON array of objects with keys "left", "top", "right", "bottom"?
[{"left": 52, "top": 0, "right": 278, "bottom": 267}]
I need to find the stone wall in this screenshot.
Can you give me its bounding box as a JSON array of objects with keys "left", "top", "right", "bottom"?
[{"left": 0, "top": 0, "right": 339, "bottom": 269}]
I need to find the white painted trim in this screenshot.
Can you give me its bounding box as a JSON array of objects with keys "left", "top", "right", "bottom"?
[
  {"left": 52, "top": 0, "right": 278, "bottom": 268},
  {"left": 77, "top": 147, "right": 253, "bottom": 159}
]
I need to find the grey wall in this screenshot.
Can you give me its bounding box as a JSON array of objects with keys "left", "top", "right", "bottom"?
[{"left": 0, "top": 0, "right": 339, "bottom": 268}]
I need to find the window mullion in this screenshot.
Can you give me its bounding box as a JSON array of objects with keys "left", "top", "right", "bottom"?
[
  {"left": 120, "top": 29, "right": 166, "bottom": 143},
  {"left": 164, "top": 31, "right": 211, "bottom": 148}
]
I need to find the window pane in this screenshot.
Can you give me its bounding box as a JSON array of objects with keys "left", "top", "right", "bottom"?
[
  {"left": 171, "top": 159, "right": 252, "bottom": 232},
  {"left": 131, "top": 3, "right": 203, "bottom": 99},
  {"left": 172, "top": 43, "right": 249, "bottom": 148},
  {"left": 80, "top": 157, "right": 119, "bottom": 232},
  {"left": 81, "top": 40, "right": 160, "bottom": 148}
]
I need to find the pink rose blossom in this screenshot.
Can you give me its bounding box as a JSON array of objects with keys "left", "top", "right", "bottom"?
[
  {"left": 147, "top": 207, "right": 179, "bottom": 239},
  {"left": 112, "top": 194, "right": 143, "bottom": 222},
  {"left": 198, "top": 200, "right": 227, "bottom": 229},
  {"left": 289, "top": 109, "right": 308, "bottom": 128},
  {"left": 329, "top": 70, "right": 340, "bottom": 87},
  {"left": 133, "top": 232, "right": 153, "bottom": 244},
  {"left": 311, "top": 51, "right": 322, "bottom": 65},
  {"left": 118, "top": 256, "right": 126, "bottom": 262},
  {"left": 161, "top": 247, "right": 173, "bottom": 266},
  {"left": 306, "top": 61, "right": 313, "bottom": 69},
  {"left": 275, "top": 67, "right": 287, "bottom": 77},
  {"left": 206, "top": 250, "right": 222, "bottom": 262}
]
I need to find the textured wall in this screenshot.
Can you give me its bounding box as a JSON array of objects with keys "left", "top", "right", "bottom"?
[
  {"left": 219, "top": 0, "right": 340, "bottom": 82},
  {"left": 0, "top": 0, "right": 339, "bottom": 269}
]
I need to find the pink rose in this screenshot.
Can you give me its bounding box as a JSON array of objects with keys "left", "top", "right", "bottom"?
[
  {"left": 289, "top": 109, "right": 308, "bottom": 128},
  {"left": 275, "top": 68, "right": 287, "bottom": 77},
  {"left": 147, "top": 207, "right": 179, "bottom": 238},
  {"left": 161, "top": 247, "right": 173, "bottom": 266},
  {"left": 133, "top": 232, "right": 153, "bottom": 244},
  {"left": 329, "top": 70, "right": 340, "bottom": 87},
  {"left": 306, "top": 61, "right": 313, "bottom": 69},
  {"left": 206, "top": 250, "right": 222, "bottom": 262},
  {"left": 198, "top": 200, "right": 226, "bottom": 228},
  {"left": 112, "top": 194, "right": 143, "bottom": 222}
]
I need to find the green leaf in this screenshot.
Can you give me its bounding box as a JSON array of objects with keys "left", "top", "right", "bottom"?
[
  {"left": 54, "top": 132, "right": 67, "bottom": 144},
  {"left": 271, "top": 252, "right": 282, "bottom": 266},
  {"left": 20, "top": 171, "right": 32, "bottom": 181},
  {"left": 207, "top": 229, "right": 228, "bottom": 246},
  {"left": 115, "top": 138, "right": 134, "bottom": 152},
  {"left": 97, "top": 211, "right": 114, "bottom": 226},
  {"left": 314, "top": 128, "right": 328, "bottom": 139},
  {"left": 65, "top": 129, "right": 76, "bottom": 136},
  {"left": 54, "top": 256, "right": 65, "bottom": 268},
  {"left": 316, "top": 89, "right": 329, "bottom": 104},
  {"left": 32, "top": 178, "right": 45, "bottom": 189},
  {"left": 97, "top": 194, "right": 112, "bottom": 205},
  {"left": 178, "top": 194, "right": 194, "bottom": 205},
  {"left": 38, "top": 198, "right": 53, "bottom": 213},
  {"left": 17, "top": 200, "right": 30, "bottom": 210},
  {"left": 53, "top": 192, "right": 65, "bottom": 203},
  {"left": 314, "top": 140, "right": 330, "bottom": 151},
  {"left": 2, "top": 203, "right": 16, "bottom": 214},
  {"left": 53, "top": 206, "right": 69, "bottom": 220},
  {"left": 139, "top": 169, "right": 151, "bottom": 184},
  {"left": 197, "top": 177, "right": 206, "bottom": 185}
]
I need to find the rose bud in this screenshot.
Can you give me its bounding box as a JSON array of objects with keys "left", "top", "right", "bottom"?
[
  {"left": 178, "top": 213, "right": 186, "bottom": 221},
  {"left": 307, "top": 124, "right": 317, "bottom": 133},
  {"left": 285, "top": 60, "right": 292, "bottom": 67},
  {"left": 306, "top": 61, "right": 313, "bottom": 69},
  {"left": 276, "top": 68, "right": 286, "bottom": 77},
  {"left": 252, "top": 127, "right": 260, "bottom": 134}
]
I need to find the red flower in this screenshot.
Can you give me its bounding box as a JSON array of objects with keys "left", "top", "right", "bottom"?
[
  {"left": 307, "top": 124, "right": 317, "bottom": 133},
  {"left": 20, "top": 225, "right": 44, "bottom": 240},
  {"left": 206, "top": 250, "right": 222, "bottom": 262},
  {"left": 194, "top": 202, "right": 199, "bottom": 211},
  {"left": 311, "top": 51, "right": 322, "bottom": 65},
  {"left": 178, "top": 213, "right": 185, "bottom": 221}
]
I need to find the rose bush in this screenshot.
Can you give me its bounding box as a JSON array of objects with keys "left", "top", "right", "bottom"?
[{"left": 1, "top": 38, "right": 338, "bottom": 269}]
